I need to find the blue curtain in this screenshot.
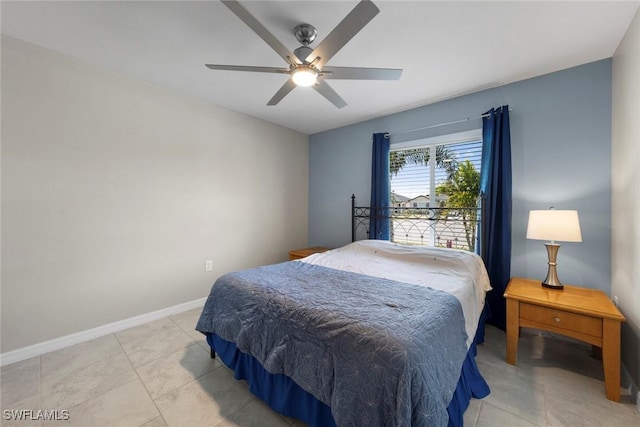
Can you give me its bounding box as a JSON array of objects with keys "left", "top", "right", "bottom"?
[
  {"left": 479, "top": 106, "right": 512, "bottom": 331},
  {"left": 369, "top": 133, "right": 390, "bottom": 240}
]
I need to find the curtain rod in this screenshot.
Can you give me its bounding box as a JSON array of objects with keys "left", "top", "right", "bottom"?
[{"left": 385, "top": 108, "right": 512, "bottom": 138}]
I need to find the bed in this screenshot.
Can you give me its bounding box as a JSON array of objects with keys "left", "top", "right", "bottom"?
[{"left": 196, "top": 240, "right": 491, "bottom": 426}]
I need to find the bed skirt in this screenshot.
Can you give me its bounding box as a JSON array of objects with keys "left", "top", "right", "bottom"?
[{"left": 206, "top": 330, "right": 489, "bottom": 427}]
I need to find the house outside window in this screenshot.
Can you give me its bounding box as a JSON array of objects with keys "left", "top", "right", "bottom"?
[{"left": 389, "top": 130, "right": 482, "bottom": 251}]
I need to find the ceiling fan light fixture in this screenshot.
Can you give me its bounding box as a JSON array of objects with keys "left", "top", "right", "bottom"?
[{"left": 291, "top": 66, "right": 318, "bottom": 87}]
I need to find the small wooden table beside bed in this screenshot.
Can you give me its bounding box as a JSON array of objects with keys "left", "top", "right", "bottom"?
[{"left": 196, "top": 240, "right": 492, "bottom": 427}]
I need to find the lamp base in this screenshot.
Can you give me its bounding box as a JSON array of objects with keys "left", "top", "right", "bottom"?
[{"left": 542, "top": 243, "right": 564, "bottom": 291}]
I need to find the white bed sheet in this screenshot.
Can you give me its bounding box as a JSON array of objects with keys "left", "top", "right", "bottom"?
[{"left": 301, "top": 239, "right": 492, "bottom": 347}]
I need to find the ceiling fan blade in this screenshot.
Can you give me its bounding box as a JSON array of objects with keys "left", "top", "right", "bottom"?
[
  {"left": 206, "top": 64, "right": 290, "bottom": 74},
  {"left": 322, "top": 66, "right": 402, "bottom": 80},
  {"left": 305, "top": 0, "right": 379, "bottom": 69},
  {"left": 221, "top": 0, "right": 300, "bottom": 65},
  {"left": 267, "top": 79, "right": 297, "bottom": 106},
  {"left": 313, "top": 80, "right": 347, "bottom": 108}
]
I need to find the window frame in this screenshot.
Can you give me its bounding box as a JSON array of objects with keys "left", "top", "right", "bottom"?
[{"left": 389, "top": 129, "right": 483, "bottom": 250}]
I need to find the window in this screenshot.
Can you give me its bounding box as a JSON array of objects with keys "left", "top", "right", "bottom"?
[{"left": 389, "top": 130, "right": 483, "bottom": 251}]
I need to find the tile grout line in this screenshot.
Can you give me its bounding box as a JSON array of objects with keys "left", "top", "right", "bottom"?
[
  {"left": 472, "top": 401, "right": 482, "bottom": 427},
  {"left": 118, "top": 318, "right": 197, "bottom": 368},
  {"left": 542, "top": 383, "right": 548, "bottom": 427},
  {"left": 474, "top": 401, "right": 484, "bottom": 427},
  {"left": 38, "top": 353, "right": 43, "bottom": 411},
  {"left": 483, "top": 400, "right": 546, "bottom": 427},
  {"left": 113, "top": 330, "right": 169, "bottom": 427}
]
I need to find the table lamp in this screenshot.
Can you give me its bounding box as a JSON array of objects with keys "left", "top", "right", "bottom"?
[{"left": 526, "top": 209, "right": 582, "bottom": 290}]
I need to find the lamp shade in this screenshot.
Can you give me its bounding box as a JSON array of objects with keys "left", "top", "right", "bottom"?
[{"left": 526, "top": 210, "right": 582, "bottom": 243}]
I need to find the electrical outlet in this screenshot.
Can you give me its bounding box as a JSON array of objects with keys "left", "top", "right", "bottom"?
[
  {"left": 205, "top": 260, "right": 213, "bottom": 272},
  {"left": 613, "top": 295, "right": 619, "bottom": 306}
]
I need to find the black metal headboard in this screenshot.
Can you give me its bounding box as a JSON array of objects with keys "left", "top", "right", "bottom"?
[{"left": 351, "top": 194, "right": 482, "bottom": 252}]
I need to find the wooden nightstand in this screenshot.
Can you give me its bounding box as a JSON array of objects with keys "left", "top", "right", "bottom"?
[
  {"left": 504, "top": 277, "right": 625, "bottom": 402},
  {"left": 288, "top": 246, "right": 329, "bottom": 261}
]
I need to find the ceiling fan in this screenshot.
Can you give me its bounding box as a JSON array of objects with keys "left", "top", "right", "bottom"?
[{"left": 205, "top": 0, "right": 402, "bottom": 108}]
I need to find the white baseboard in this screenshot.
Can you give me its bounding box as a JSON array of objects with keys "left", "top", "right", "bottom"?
[{"left": 0, "top": 297, "right": 207, "bottom": 367}]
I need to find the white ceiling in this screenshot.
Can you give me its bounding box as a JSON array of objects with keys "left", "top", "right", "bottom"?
[{"left": 2, "top": 1, "right": 638, "bottom": 135}]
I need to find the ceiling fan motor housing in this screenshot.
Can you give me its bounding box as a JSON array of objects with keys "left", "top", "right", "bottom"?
[{"left": 293, "top": 45, "right": 314, "bottom": 64}]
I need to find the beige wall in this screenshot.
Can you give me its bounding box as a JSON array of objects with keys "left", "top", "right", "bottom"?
[
  {"left": 612, "top": 8, "right": 640, "bottom": 391},
  {"left": 1, "top": 36, "right": 309, "bottom": 353}
]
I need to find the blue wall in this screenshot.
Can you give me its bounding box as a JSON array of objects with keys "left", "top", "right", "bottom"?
[{"left": 309, "top": 60, "right": 612, "bottom": 294}]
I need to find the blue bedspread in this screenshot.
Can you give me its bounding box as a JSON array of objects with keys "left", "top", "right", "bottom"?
[{"left": 196, "top": 261, "right": 469, "bottom": 427}]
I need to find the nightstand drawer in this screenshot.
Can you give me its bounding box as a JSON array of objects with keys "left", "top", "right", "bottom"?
[{"left": 520, "top": 303, "right": 602, "bottom": 338}]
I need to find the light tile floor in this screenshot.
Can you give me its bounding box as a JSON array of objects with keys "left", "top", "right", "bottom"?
[{"left": 2, "top": 308, "right": 639, "bottom": 426}]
